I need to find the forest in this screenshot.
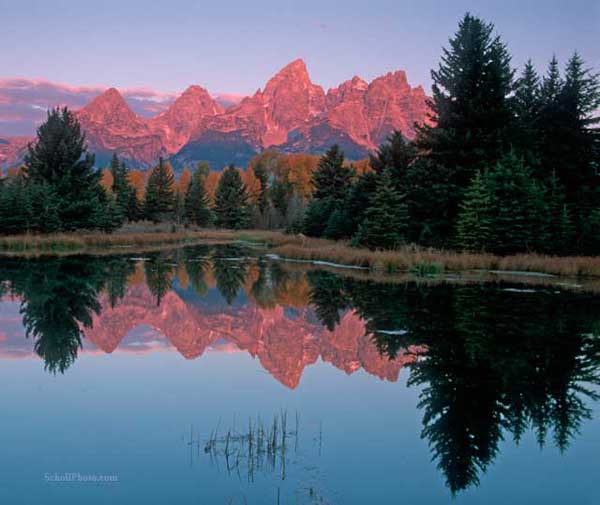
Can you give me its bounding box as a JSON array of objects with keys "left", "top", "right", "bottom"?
[{"left": 0, "top": 13, "right": 598, "bottom": 256}]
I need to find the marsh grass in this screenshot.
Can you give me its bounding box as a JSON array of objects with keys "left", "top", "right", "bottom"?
[
  {"left": 198, "top": 411, "right": 299, "bottom": 483},
  {"left": 267, "top": 235, "right": 600, "bottom": 277},
  {"left": 1, "top": 227, "right": 599, "bottom": 278}
]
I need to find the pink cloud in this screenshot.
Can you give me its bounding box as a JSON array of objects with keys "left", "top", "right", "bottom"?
[
  {"left": 0, "top": 77, "right": 248, "bottom": 136},
  {"left": 0, "top": 77, "right": 177, "bottom": 136}
]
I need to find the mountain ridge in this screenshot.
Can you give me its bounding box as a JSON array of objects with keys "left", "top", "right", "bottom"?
[{"left": 0, "top": 59, "right": 430, "bottom": 171}]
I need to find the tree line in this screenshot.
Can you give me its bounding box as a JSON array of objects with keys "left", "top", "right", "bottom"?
[
  {"left": 301, "top": 14, "right": 599, "bottom": 255},
  {"left": 0, "top": 109, "right": 252, "bottom": 232},
  {"left": 0, "top": 13, "right": 598, "bottom": 255}
]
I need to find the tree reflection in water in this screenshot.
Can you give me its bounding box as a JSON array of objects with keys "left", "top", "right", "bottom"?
[
  {"left": 307, "top": 272, "right": 600, "bottom": 494},
  {"left": 0, "top": 251, "right": 599, "bottom": 495}
]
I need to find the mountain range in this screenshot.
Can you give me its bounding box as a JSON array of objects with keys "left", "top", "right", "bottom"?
[{"left": 0, "top": 59, "right": 430, "bottom": 171}]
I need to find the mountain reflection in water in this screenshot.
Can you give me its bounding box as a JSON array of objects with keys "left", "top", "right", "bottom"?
[{"left": 0, "top": 243, "right": 599, "bottom": 496}]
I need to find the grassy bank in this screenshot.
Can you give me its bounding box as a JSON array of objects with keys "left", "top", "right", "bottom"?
[
  {"left": 1, "top": 227, "right": 599, "bottom": 278},
  {"left": 262, "top": 233, "right": 600, "bottom": 278},
  {"left": 0, "top": 224, "right": 237, "bottom": 255}
]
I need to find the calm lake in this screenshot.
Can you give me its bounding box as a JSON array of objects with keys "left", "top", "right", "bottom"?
[{"left": 0, "top": 244, "right": 599, "bottom": 504}]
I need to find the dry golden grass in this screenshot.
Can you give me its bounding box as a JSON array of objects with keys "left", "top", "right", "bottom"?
[
  {"left": 1, "top": 227, "right": 599, "bottom": 278},
  {"left": 266, "top": 234, "right": 600, "bottom": 277}
]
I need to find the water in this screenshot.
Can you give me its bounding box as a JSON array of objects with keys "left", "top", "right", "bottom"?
[{"left": 0, "top": 244, "right": 599, "bottom": 504}]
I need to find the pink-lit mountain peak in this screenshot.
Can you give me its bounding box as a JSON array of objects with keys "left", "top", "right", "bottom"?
[
  {"left": 78, "top": 87, "right": 145, "bottom": 133},
  {"left": 0, "top": 59, "right": 431, "bottom": 169},
  {"left": 83, "top": 87, "right": 134, "bottom": 116}
]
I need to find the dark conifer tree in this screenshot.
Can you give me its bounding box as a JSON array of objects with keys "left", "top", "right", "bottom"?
[
  {"left": 485, "top": 153, "right": 547, "bottom": 255},
  {"left": 253, "top": 162, "right": 270, "bottom": 215},
  {"left": 513, "top": 60, "right": 543, "bottom": 169},
  {"left": 456, "top": 171, "right": 493, "bottom": 252},
  {"left": 109, "top": 153, "right": 136, "bottom": 223},
  {"left": 537, "top": 54, "right": 600, "bottom": 250},
  {"left": 544, "top": 173, "right": 575, "bottom": 255},
  {"left": 344, "top": 171, "right": 378, "bottom": 238},
  {"left": 416, "top": 14, "right": 515, "bottom": 244},
  {"left": 213, "top": 165, "right": 251, "bottom": 229},
  {"left": 185, "top": 166, "right": 213, "bottom": 227},
  {"left": 303, "top": 145, "right": 353, "bottom": 237},
  {"left": 352, "top": 169, "right": 409, "bottom": 250},
  {"left": 403, "top": 158, "right": 458, "bottom": 246},
  {"left": 25, "top": 107, "right": 103, "bottom": 230},
  {"left": 144, "top": 157, "right": 175, "bottom": 222},
  {"left": 369, "top": 131, "right": 416, "bottom": 183},
  {"left": 311, "top": 145, "right": 352, "bottom": 201}
]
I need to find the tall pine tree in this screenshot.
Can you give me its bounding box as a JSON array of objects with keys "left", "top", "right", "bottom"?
[
  {"left": 144, "top": 157, "right": 175, "bottom": 223},
  {"left": 303, "top": 145, "right": 353, "bottom": 237},
  {"left": 416, "top": 14, "right": 514, "bottom": 245},
  {"left": 214, "top": 165, "right": 250, "bottom": 229},
  {"left": 185, "top": 166, "right": 213, "bottom": 227},
  {"left": 109, "top": 153, "right": 135, "bottom": 225},
  {"left": 25, "top": 107, "right": 104, "bottom": 230},
  {"left": 485, "top": 153, "right": 547, "bottom": 255},
  {"left": 352, "top": 169, "right": 409, "bottom": 250},
  {"left": 513, "top": 60, "right": 543, "bottom": 169},
  {"left": 456, "top": 171, "right": 493, "bottom": 252}
]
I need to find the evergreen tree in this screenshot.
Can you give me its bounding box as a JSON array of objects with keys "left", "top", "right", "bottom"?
[
  {"left": 456, "top": 171, "right": 493, "bottom": 252},
  {"left": 370, "top": 131, "right": 416, "bottom": 183},
  {"left": 109, "top": 153, "right": 136, "bottom": 223},
  {"left": 185, "top": 166, "right": 213, "bottom": 227},
  {"left": 485, "top": 153, "right": 547, "bottom": 255},
  {"left": 253, "top": 162, "right": 270, "bottom": 215},
  {"left": 302, "top": 197, "right": 336, "bottom": 237},
  {"left": 416, "top": 14, "right": 515, "bottom": 244},
  {"left": 303, "top": 145, "right": 353, "bottom": 237},
  {"left": 403, "top": 158, "right": 458, "bottom": 246},
  {"left": 544, "top": 173, "right": 575, "bottom": 255},
  {"left": 213, "top": 165, "right": 251, "bottom": 229},
  {"left": 352, "top": 169, "right": 409, "bottom": 249},
  {"left": 96, "top": 192, "right": 124, "bottom": 233},
  {"left": 311, "top": 145, "right": 352, "bottom": 201},
  {"left": 25, "top": 107, "right": 103, "bottom": 230},
  {"left": 513, "top": 60, "right": 542, "bottom": 168},
  {"left": 558, "top": 54, "right": 600, "bottom": 236},
  {"left": 0, "top": 176, "right": 60, "bottom": 234},
  {"left": 537, "top": 54, "right": 600, "bottom": 250},
  {"left": 144, "top": 157, "right": 175, "bottom": 222},
  {"left": 0, "top": 176, "right": 30, "bottom": 234},
  {"left": 581, "top": 209, "right": 600, "bottom": 254},
  {"left": 344, "top": 171, "right": 378, "bottom": 238}
]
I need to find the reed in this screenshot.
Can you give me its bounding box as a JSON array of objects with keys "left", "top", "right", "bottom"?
[
  {"left": 2, "top": 227, "right": 600, "bottom": 278},
  {"left": 269, "top": 237, "right": 600, "bottom": 277}
]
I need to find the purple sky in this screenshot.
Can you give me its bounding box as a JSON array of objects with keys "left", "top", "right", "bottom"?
[{"left": 2, "top": 0, "right": 598, "bottom": 95}]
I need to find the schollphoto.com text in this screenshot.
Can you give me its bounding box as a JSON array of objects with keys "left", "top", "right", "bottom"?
[{"left": 43, "top": 472, "right": 119, "bottom": 484}]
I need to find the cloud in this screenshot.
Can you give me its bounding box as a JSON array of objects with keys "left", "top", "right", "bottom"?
[
  {"left": 212, "top": 93, "right": 246, "bottom": 109},
  {"left": 0, "top": 78, "right": 249, "bottom": 136},
  {"left": 0, "top": 78, "right": 176, "bottom": 136}
]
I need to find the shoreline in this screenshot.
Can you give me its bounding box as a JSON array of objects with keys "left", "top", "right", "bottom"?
[{"left": 1, "top": 228, "right": 600, "bottom": 278}]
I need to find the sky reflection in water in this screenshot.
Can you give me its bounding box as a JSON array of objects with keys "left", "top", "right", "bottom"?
[{"left": 0, "top": 244, "right": 599, "bottom": 504}]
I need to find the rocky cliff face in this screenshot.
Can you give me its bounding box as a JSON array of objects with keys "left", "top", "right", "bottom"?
[
  {"left": 172, "top": 60, "right": 429, "bottom": 170},
  {"left": 148, "top": 85, "right": 224, "bottom": 153},
  {"left": 0, "top": 60, "right": 429, "bottom": 170},
  {"left": 77, "top": 88, "right": 166, "bottom": 167},
  {"left": 0, "top": 136, "right": 32, "bottom": 171}
]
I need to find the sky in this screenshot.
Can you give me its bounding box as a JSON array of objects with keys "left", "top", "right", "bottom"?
[{"left": 1, "top": 0, "right": 598, "bottom": 95}]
